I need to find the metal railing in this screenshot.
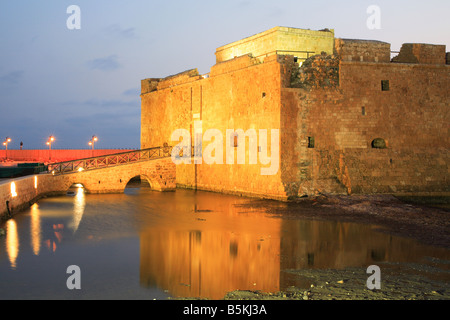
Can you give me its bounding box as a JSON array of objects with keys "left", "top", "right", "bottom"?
[{"left": 48, "top": 145, "right": 173, "bottom": 175}]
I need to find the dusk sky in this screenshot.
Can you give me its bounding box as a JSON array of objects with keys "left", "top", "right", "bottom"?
[{"left": 0, "top": 0, "right": 449, "bottom": 150}]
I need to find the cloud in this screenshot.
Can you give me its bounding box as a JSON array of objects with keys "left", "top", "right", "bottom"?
[
  {"left": 64, "top": 109, "right": 140, "bottom": 130},
  {"left": 0, "top": 70, "right": 24, "bottom": 85},
  {"left": 105, "top": 24, "right": 136, "bottom": 39},
  {"left": 62, "top": 98, "right": 139, "bottom": 113},
  {"left": 238, "top": 1, "right": 252, "bottom": 8},
  {"left": 123, "top": 88, "right": 139, "bottom": 96},
  {"left": 82, "top": 98, "right": 138, "bottom": 108},
  {"left": 87, "top": 55, "right": 121, "bottom": 71}
]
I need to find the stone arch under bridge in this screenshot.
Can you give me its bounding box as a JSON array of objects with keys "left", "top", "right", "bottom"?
[{"left": 55, "top": 157, "right": 176, "bottom": 194}]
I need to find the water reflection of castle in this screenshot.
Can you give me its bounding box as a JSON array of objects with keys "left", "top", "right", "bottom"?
[
  {"left": 138, "top": 196, "right": 450, "bottom": 299},
  {"left": 3, "top": 187, "right": 450, "bottom": 299}
]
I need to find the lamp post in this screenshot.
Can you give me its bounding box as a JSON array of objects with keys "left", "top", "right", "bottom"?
[
  {"left": 46, "top": 135, "right": 54, "bottom": 161},
  {"left": 88, "top": 135, "right": 98, "bottom": 150},
  {"left": 3, "top": 137, "right": 11, "bottom": 160},
  {"left": 88, "top": 135, "right": 98, "bottom": 157}
]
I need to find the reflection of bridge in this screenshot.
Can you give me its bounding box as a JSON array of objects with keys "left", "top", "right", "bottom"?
[
  {"left": 1, "top": 146, "right": 176, "bottom": 219},
  {"left": 47, "top": 146, "right": 176, "bottom": 193}
]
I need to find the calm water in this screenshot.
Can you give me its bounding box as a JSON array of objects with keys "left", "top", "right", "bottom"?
[{"left": 1, "top": 186, "right": 449, "bottom": 300}]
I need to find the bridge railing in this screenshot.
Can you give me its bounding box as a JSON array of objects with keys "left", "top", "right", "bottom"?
[{"left": 48, "top": 145, "right": 173, "bottom": 175}]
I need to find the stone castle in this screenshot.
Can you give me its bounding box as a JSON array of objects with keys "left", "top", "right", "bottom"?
[{"left": 141, "top": 26, "right": 449, "bottom": 201}]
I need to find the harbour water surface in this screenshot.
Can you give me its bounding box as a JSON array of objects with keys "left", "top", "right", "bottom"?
[{"left": 1, "top": 185, "right": 449, "bottom": 299}]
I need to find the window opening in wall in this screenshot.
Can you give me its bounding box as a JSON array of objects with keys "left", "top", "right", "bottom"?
[
  {"left": 294, "top": 57, "right": 298, "bottom": 63},
  {"left": 307, "top": 137, "right": 315, "bottom": 148},
  {"left": 230, "top": 133, "right": 239, "bottom": 148},
  {"left": 381, "top": 80, "right": 390, "bottom": 91},
  {"left": 362, "top": 106, "right": 366, "bottom": 116},
  {"left": 371, "top": 138, "right": 387, "bottom": 149},
  {"left": 262, "top": 92, "right": 266, "bottom": 98}
]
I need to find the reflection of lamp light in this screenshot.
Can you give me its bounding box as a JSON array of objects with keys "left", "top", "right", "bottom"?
[
  {"left": 71, "top": 186, "right": 85, "bottom": 233},
  {"left": 6, "top": 219, "right": 19, "bottom": 269},
  {"left": 30, "top": 203, "right": 41, "bottom": 256}
]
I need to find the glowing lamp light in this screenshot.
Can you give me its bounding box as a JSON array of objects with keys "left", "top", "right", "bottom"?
[
  {"left": 89, "top": 135, "right": 98, "bottom": 150},
  {"left": 47, "top": 135, "right": 55, "bottom": 148},
  {"left": 77, "top": 167, "right": 84, "bottom": 172},
  {"left": 3, "top": 137, "right": 11, "bottom": 150},
  {"left": 46, "top": 135, "right": 55, "bottom": 161},
  {"left": 34, "top": 176, "right": 38, "bottom": 189},
  {"left": 11, "top": 182, "right": 17, "bottom": 197}
]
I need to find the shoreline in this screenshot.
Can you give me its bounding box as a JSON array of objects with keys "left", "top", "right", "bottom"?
[
  {"left": 236, "top": 193, "right": 450, "bottom": 250},
  {"left": 222, "top": 194, "right": 450, "bottom": 300}
]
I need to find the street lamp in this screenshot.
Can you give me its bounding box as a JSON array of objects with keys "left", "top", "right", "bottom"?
[
  {"left": 46, "top": 135, "right": 55, "bottom": 161},
  {"left": 46, "top": 135, "right": 55, "bottom": 149},
  {"left": 88, "top": 135, "right": 98, "bottom": 150},
  {"left": 3, "top": 137, "right": 11, "bottom": 160},
  {"left": 3, "top": 137, "right": 11, "bottom": 149}
]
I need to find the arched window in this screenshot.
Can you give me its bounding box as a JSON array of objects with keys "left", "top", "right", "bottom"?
[{"left": 371, "top": 138, "right": 387, "bottom": 149}]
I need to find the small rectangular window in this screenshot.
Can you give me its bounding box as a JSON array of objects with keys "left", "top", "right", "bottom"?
[
  {"left": 362, "top": 106, "right": 366, "bottom": 115},
  {"left": 381, "top": 80, "right": 390, "bottom": 91},
  {"left": 229, "top": 133, "right": 239, "bottom": 148},
  {"left": 307, "top": 137, "right": 315, "bottom": 148}
]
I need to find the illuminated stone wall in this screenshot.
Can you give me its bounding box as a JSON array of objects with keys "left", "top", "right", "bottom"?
[
  {"left": 285, "top": 44, "right": 450, "bottom": 195},
  {"left": 0, "top": 174, "right": 71, "bottom": 220},
  {"left": 141, "top": 28, "right": 450, "bottom": 198},
  {"left": 334, "top": 38, "right": 391, "bottom": 63},
  {"left": 141, "top": 54, "right": 289, "bottom": 200},
  {"left": 392, "top": 43, "right": 447, "bottom": 65},
  {"left": 215, "top": 26, "right": 335, "bottom": 63}
]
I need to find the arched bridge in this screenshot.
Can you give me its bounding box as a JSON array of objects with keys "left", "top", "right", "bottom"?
[{"left": 47, "top": 146, "right": 176, "bottom": 193}]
